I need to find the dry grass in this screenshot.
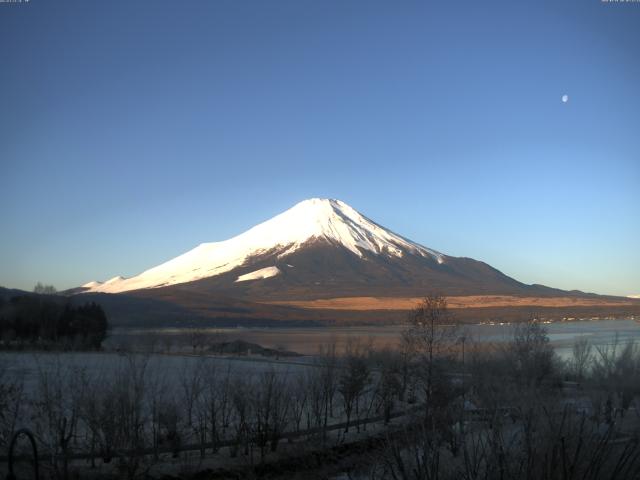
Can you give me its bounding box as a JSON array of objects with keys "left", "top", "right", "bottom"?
[{"left": 266, "top": 295, "right": 638, "bottom": 311}]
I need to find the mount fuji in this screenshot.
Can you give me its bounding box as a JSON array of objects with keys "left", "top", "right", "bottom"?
[
  {"left": 80, "top": 198, "right": 534, "bottom": 298},
  {"left": 72, "top": 198, "right": 640, "bottom": 326}
]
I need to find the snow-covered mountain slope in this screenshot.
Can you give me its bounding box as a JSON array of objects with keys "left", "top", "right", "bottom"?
[
  {"left": 82, "top": 198, "right": 445, "bottom": 294},
  {"left": 235, "top": 266, "right": 281, "bottom": 283}
]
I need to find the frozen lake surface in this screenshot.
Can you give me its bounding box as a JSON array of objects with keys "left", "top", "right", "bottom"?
[{"left": 0, "top": 351, "right": 309, "bottom": 396}]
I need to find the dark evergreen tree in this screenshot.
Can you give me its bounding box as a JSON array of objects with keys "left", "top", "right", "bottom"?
[{"left": 0, "top": 295, "right": 109, "bottom": 349}]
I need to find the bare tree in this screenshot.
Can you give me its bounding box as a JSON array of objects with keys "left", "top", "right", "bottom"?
[
  {"left": 32, "top": 357, "right": 84, "bottom": 480},
  {"left": 311, "top": 342, "right": 339, "bottom": 442},
  {"left": 506, "top": 318, "right": 556, "bottom": 386},
  {"left": 374, "top": 352, "right": 402, "bottom": 425},
  {"left": 306, "top": 367, "right": 325, "bottom": 436},
  {"left": 178, "top": 358, "right": 208, "bottom": 458},
  {"left": 339, "top": 342, "right": 371, "bottom": 433},
  {"left": 196, "top": 362, "right": 233, "bottom": 455},
  {"left": 570, "top": 336, "right": 593, "bottom": 381},
  {"left": 162, "top": 334, "right": 174, "bottom": 354},
  {"left": 0, "top": 361, "right": 24, "bottom": 450},
  {"left": 403, "top": 295, "right": 458, "bottom": 421},
  {"left": 187, "top": 328, "right": 208, "bottom": 355},
  {"left": 78, "top": 369, "right": 103, "bottom": 468},
  {"left": 34, "top": 282, "right": 57, "bottom": 295},
  {"left": 157, "top": 398, "right": 181, "bottom": 458},
  {"left": 230, "top": 376, "right": 251, "bottom": 458},
  {"left": 110, "top": 354, "right": 153, "bottom": 479},
  {"left": 146, "top": 368, "right": 169, "bottom": 460},
  {"left": 250, "top": 369, "right": 291, "bottom": 460},
  {"left": 200, "top": 363, "right": 220, "bottom": 453},
  {"left": 372, "top": 387, "right": 640, "bottom": 480},
  {"left": 591, "top": 336, "right": 640, "bottom": 418},
  {"left": 289, "top": 371, "right": 309, "bottom": 435}
]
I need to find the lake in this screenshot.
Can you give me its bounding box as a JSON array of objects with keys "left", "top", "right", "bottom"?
[{"left": 107, "top": 318, "right": 640, "bottom": 358}]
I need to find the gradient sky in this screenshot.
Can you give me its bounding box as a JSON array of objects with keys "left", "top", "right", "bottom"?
[{"left": 1, "top": 0, "right": 639, "bottom": 296}]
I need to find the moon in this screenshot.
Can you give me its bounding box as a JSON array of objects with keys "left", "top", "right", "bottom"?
[{"left": 562, "top": 94, "right": 569, "bottom": 103}]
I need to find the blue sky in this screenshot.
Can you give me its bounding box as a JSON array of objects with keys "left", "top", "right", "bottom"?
[{"left": 1, "top": 0, "right": 638, "bottom": 296}]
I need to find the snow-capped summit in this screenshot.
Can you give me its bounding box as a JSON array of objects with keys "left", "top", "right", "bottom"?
[{"left": 82, "top": 198, "right": 445, "bottom": 294}]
